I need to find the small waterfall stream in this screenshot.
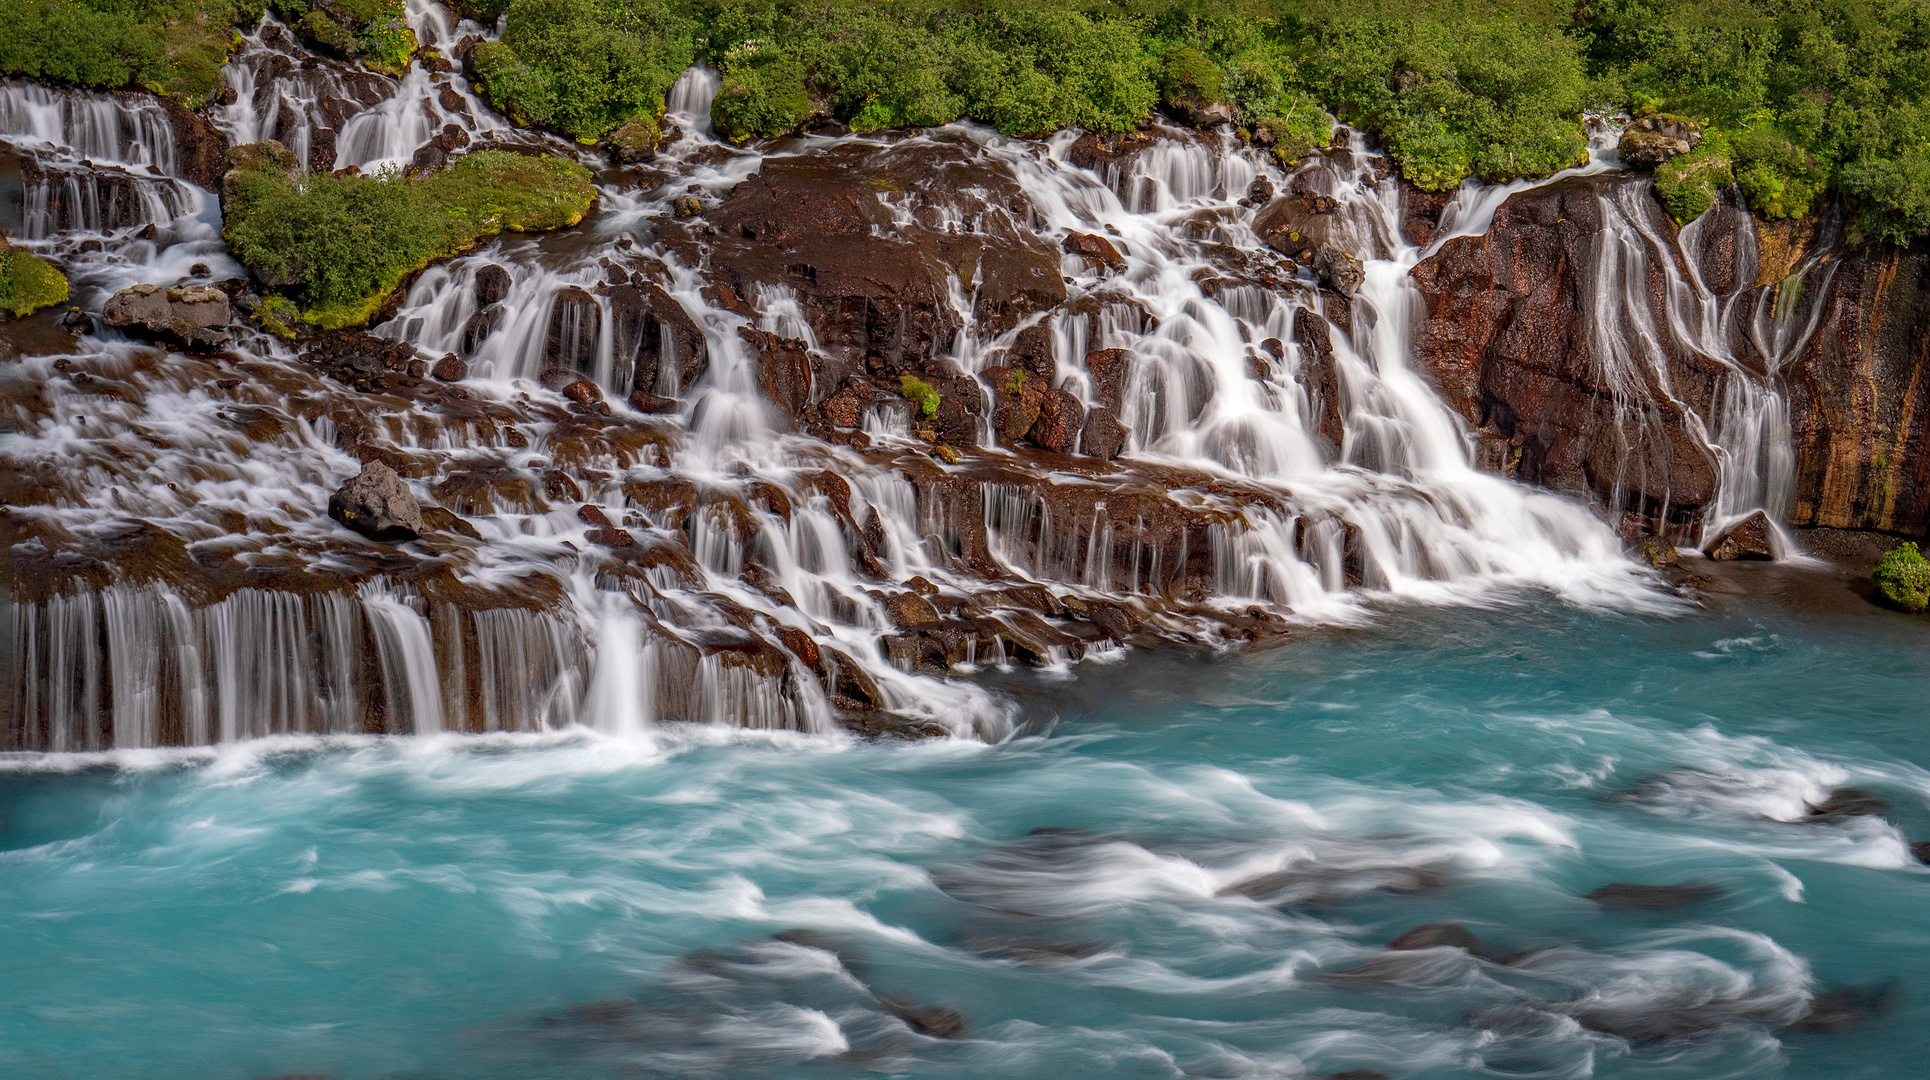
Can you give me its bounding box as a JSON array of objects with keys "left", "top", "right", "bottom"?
[{"left": 7, "top": 37, "right": 1839, "bottom": 751}]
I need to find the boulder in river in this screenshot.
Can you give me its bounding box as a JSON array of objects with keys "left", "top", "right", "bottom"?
[
  {"left": 1586, "top": 881, "right": 1723, "bottom": 911},
  {"left": 328, "top": 461, "right": 426, "bottom": 542},
  {"left": 1386, "top": 923, "right": 1484, "bottom": 953},
  {"left": 101, "top": 283, "right": 231, "bottom": 350},
  {"left": 1702, "top": 510, "right": 1776, "bottom": 560}
]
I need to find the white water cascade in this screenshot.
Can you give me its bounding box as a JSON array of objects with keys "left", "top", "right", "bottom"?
[{"left": 8, "top": 44, "right": 1783, "bottom": 753}]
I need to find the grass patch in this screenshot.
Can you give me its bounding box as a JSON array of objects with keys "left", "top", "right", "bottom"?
[
  {"left": 1874, "top": 542, "right": 1930, "bottom": 612},
  {"left": 0, "top": 246, "right": 70, "bottom": 317},
  {"left": 223, "top": 146, "right": 595, "bottom": 329}
]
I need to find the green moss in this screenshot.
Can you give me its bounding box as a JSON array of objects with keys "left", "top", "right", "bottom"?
[
  {"left": 1873, "top": 543, "right": 1930, "bottom": 612},
  {"left": 0, "top": 248, "right": 70, "bottom": 317},
  {"left": 1653, "top": 130, "right": 1734, "bottom": 223},
  {"left": 224, "top": 148, "right": 595, "bottom": 329},
  {"left": 1002, "top": 368, "right": 1028, "bottom": 396},
  {"left": 899, "top": 375, "right": 940, "bottom": 419},
  {"left": 254, "top": 293, "right": 300, "bottom": 339}
]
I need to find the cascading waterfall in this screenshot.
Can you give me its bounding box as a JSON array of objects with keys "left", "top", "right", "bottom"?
[{"left": 11, "top": 48, "right": 1783, "bottom": 755}]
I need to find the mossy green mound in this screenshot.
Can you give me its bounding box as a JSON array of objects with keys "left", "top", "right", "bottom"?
[
  {"left": 1653, "top": 132, "right": 1733, "bottom": 224},
  {"left": 899, "top": 375, "right": 939, "bottom": 419},
  {"left": 1874, "top": 543, "right": 1930, "bottom": 613},
  {"left": 223, "top": 147, "right": 596, "bottom": 329},
  {"left": 0, "top": 248, "right": 71, "bottom": 317}
]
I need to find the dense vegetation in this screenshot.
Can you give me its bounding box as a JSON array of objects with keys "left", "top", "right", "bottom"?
[
  {"left": 0, "top": 244, "right": 70, "bottom": 317},
  {"left": 2, "top": 0, "right": 1925, "bottom": 238},
  {"left": 223, "top": 145, "right": 595, "bottom": 327}
]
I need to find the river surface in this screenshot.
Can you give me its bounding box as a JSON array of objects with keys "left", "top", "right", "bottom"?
[{"left": 3, "top": 575, "right": 1926, "bottom": 1080}]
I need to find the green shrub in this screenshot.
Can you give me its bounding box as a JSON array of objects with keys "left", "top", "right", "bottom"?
[
  {"left": 1733, "top": 129, "right": 1826, "bottom": 220},
  {"left": 1840, "top": 151, "right": 1930, "bottom": 246},
  {"left": 711, "top": 39, "right": 814, "bottom": 141},
  {"left": 0, "top": 248, "right": 70, "bottom": 317},
  {"left": 0, "top": 0, "right": 260, "bottom": 107},
  {"left": 943, "top": 9, "right": 1157, "bottom": 137},
  {"left": 475, "top": 0, "right": 693, "bottom": 142},
  {"left": 1873, "top": 543, "right": 1930, "bottom": 612},
  {"left": 1159, "top": 44, "right": 1222, "bottom": 105},
  {"left": 1653, "top": 130, "right": 1733, "bottom": 223},
  {"left": 224, "top": 148, "right": 595, "bottom": 327},
  {"left": 899, "top": 374, "right": 940, "bottom": 418}
]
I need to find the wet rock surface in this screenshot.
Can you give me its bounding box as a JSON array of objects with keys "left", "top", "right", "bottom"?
[
  {"left": 1411, "top": 174, "right": 1723, "bottom": 539},
  {"left": 328, "top": 460, "right": 427, "bottom": 541}
]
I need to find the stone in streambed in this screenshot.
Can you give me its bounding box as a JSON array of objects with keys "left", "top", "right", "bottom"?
[
  {"left": 102, "top": 283, "right": 231, "bottom": 350},
  {"left": 1702, "top": 510, "right": 1776, "bottom": 560},
  {"left": 1062, "top": 231, "right": 1125, "bottom": 273},
  {"left": 328, "top": 461, "right": 425, "bottom": 541},
  {"left": 1805, "top": 787, "right": 1889, "bottom": 819},
  {"left": 1633, "top": 536, "right": 1681, "bottom": 569},
  {"left": 880, "top": 997, "right": 968, "bottom": 1039},
  {"left": 1030, "top": 388, "right": 1086, "bottom": 453},
  {"left": 1079, "top": 407, "right": 1128, "bottom": 460},
  {"left": 1386, "top": 923, "right": 1484, "bottom": 953},
  {"left": 1788, "top": 981, "right": 1898, "bottom": 1033},
  {"left": 1586, "top": 881, "right": 1723, "bottom": 911}
]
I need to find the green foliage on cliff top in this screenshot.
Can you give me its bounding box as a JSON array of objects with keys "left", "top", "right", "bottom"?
[
  {"left": 223, "top": 148, "right": 595, "bottom": 328},
  {"left": 272, "top": 0, "right": 419, "bottom": 76},
  {"left": 1573, "top": 0, "right": 1930, "bottom": 239},
  {"left": 1653, "top": 129, "right": 1733, "bottom": 222},
  {"left": 899, "top": 374, "right": 940, "bottom": 418},
  {"left": 1873, "top": 542, "right": 1930, "bottom": 612},
  {"left": 0, "top": 0, "right": 260, "bottom": 107},
  {"left": 0, "top": 247, "right": 70, "bottom": 317}
]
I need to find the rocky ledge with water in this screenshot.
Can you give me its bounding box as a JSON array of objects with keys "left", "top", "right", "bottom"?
[{"left": 5, "top": 10, "right": 1930, "bottom": 753}]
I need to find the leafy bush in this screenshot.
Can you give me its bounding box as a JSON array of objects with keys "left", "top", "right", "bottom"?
[
  {"left": 0, "top": 0, "right": 261, "bottom": 107},
  {"left": 0, "top": 247, "right": 69, "bottom": 317},
  {"left": 1732, "top": 129, "right": 1825, "bottom": 220},
  {"left": 224, "top": 147, "right": 595, "bottom": 327},
  {"left": 475, "top": 0, "right": 693, "bottom": 142},
  {"left": 1653, "top": 130, "right": 1732, "bottom": 223},
  {"left": 1873, "top": 543, "right": 1930, "bottom": 612},
  {"left": 711, "top": 39, "right": 814, "bottom": 141},
  {"left": 1159, "top": 44, "right": 1222, "bottom": 105}
]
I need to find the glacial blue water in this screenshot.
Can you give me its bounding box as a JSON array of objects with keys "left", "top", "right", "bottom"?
[{"left": 4, "top": 589, "right": 1928, "bottom": 1080}]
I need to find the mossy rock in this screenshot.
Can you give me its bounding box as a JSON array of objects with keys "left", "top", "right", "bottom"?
[
  {"left": 899, "top": 375, "right": 940, "bottom": 419},
  {"left": 224, "top": 149, "right": 596, "bottom": 330},
  {"left": 1653, "top": 134, "right": 1734, "bottom": 224},
  {"left": 1873, "top": 543, "right": 1930, "bottom": 612},
  {"left": 0, "top": 249, "right": 72, "bottom": 318},
  {"left": 606, "top": 116, "right": 662, "bottom": 163}
]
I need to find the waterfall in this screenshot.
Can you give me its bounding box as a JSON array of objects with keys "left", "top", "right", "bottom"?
[{"left": 11, "top": 57, "right": 1741, "bottom": 753}]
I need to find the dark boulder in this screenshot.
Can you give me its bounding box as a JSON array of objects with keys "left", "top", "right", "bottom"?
[
  {"left": 328, "top": 461, "right": 426, "bottom": 541},
  {"left": 102, "top": 284, "right": 231, "bottom": 350},
  {"left": 1080, "top": 407, "right": 1129, "bottom": 460},
  {"left": 1031, "top": 388, "right": 1086, "bottom": 452},
  {"left": 1084, "top": 347, "right": 1130, "bottom": 411},
  {"left": 474, "top": 263, "right": 513, "bottom": 306},
  {"left": 1387, "top": 923, "right": 1483, "bottom": 953},
  {"left": 1586, "top": 882, "right": 1723, "bottom": 911},
  {"left": 1701, "top": 510, "right": 1776, "bottom": 561},
  {"left": 430, "top": 353, "right": 466, "bottom": 381},
  {"left": 1062, "top": 231, "right": 1126, "bottom": 272},
  {"left": 983, "top": 365, "right": 1044, "bottom": 443},
  {"left": 1805, "top": 787, "right": 1889, "bottom": 819}
]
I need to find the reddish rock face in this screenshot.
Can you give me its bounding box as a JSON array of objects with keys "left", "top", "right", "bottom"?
[
  {"left": 1031, "top": 388, "right": 1086, "bottom": 453},
  {"left": 1409, "top": 174, "right": 1722, "bottom": 538},
  {"left": 705, "top": 134, "right": 1065, "bottom": 389},
  {"left": 1703, "top": 510, "right": 1776, "bottom": 560},
  {"left": 1784, "top": 238, "right": 1930, "bottom": 533}
]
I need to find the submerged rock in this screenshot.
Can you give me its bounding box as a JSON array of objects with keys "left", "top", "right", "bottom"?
[
  {"left": 1386, "top": 923, "right": 1484, "bottom": 953},
  {"left": 102, "top": 283, "right": 231, "bottom": 350},
  {"left": 328, "top": 461, "right": 426, "bottom": 541},
  {"left": 1586, "top": 881, "right": 1723, "bottom": 911}
]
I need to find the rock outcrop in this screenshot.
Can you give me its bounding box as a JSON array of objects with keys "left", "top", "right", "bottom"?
[
  {"left": 1410, "top": 174, "right": 1722, "bottom": 538},
  {"left": 1783, "top": 239, "right": 1930, "bottom": 535},
  {"left": 102, "top": 283, "right": 232, "bottom": 350},
  {"left": 1617, "top": 114, "right": 1701, "bottom": 171}
]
